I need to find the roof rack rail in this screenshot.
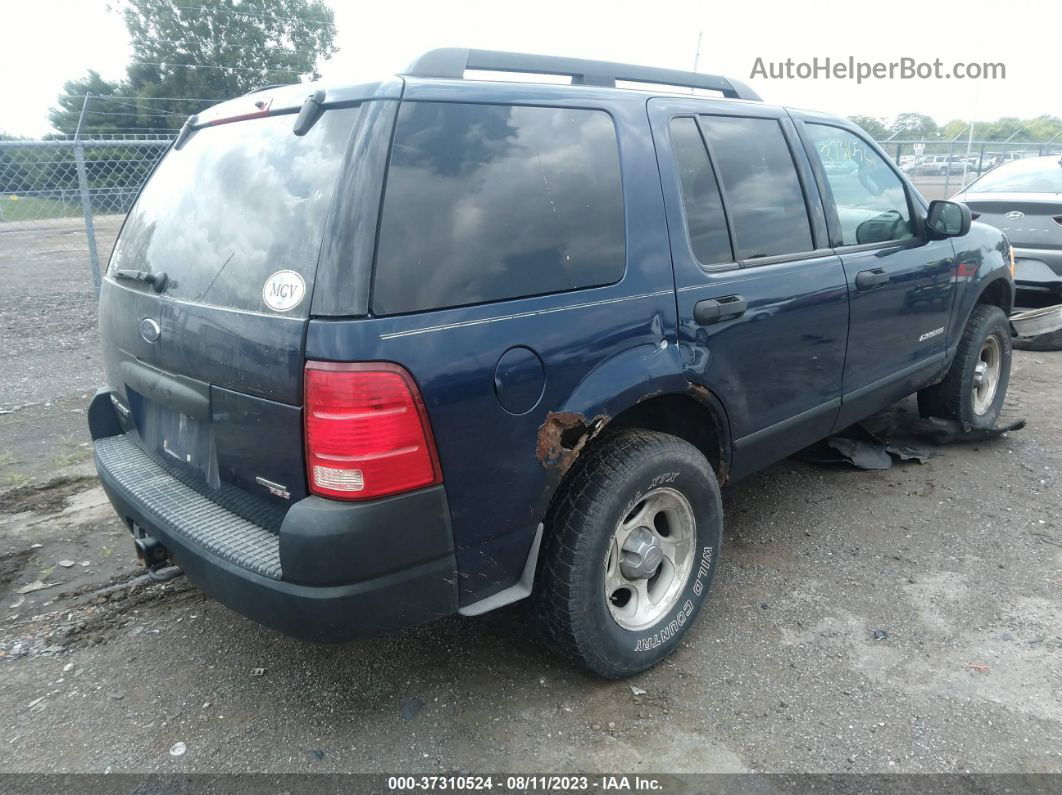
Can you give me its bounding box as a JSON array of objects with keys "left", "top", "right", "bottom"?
[{"left": 402, "top": 48, "right": 762, "bottom": 101}]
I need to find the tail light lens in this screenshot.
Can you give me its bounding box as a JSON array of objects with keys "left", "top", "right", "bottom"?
[
  {"left": 970, "top": 212, "right": 981, "bottom": 220},
  {"left": 304, "top": 362, "right": 441, "bottom": 500}
]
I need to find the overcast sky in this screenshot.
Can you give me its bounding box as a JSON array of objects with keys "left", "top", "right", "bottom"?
[{"left": 1, "top": 0, "right": 1057, "bottom": 138}]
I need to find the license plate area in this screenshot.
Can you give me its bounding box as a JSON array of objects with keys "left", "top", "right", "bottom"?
[{"left": 135, "top": 394, "right": 218, "bottom": 486}]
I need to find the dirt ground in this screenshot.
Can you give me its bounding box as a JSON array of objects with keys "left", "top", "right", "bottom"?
[{"left": 0, "top": 221, "right": 1060, "bottom": 775}]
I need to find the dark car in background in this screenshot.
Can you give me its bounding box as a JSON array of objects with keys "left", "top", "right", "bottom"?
[
  {"left": 89, "top": 49, "right": 1015, "bottom": 678},
  {"left": 953, "top": 155, "right": 1062, "bottom": 307}
]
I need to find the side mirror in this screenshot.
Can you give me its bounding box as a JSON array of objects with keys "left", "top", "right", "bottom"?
[{"left": 926, "top": 200, "right": 972, "bottom": 238}]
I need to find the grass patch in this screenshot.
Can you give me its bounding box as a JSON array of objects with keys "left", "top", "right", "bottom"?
[
  {"left": 52, "top": 449, "right": 90, "bottom": 468},
  {"left": 2, "top": 472, "right": 32, "bottom": 489},
  {"left": 0, "top": 194, "right": 82, "bottom": 222}
]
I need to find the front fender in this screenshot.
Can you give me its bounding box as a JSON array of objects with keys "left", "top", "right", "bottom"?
[{"left": 948, "top": 225, "right": 1015, "bottom": 351}]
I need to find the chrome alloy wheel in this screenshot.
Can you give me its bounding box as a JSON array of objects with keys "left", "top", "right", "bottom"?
[
  {"left": 604, "top": 487, "right": 696, "bottom": 631},
  {"left": 972, "top": 335, "right": 1002, "bottom": 416}
]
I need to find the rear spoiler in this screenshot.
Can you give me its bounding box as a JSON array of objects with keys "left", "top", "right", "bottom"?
[
  {"left": 171, "top": 80, "right": 402, "bottom": 150},
  {"left": 172, "top": 90, "right": 321, "bottom": 149}
]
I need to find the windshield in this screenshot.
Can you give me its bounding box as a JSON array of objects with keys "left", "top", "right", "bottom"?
[
  {"left": 968, "top": 157, "right": 1062, "bottom": 194},
  {"left": 109, "top": 107, "right": 358, "bottom": 316}
]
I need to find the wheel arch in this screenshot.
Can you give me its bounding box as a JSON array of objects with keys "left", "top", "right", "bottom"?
[
  {"left": 534, "top": 382, "right": 734, "bottom": 523},
  {"left": 974, "top": 275, "right": 1015, "bottom": 317}
]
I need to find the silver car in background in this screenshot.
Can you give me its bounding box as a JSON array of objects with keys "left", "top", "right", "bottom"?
[{"left": 953, "top": 156, "right": 1062, "bottom": 306}]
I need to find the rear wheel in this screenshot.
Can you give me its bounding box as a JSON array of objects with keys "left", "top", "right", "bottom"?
[
  {"left": 918, "top": 305, "right": 1012, "bottom": 427},
  {"left": 533, "top": 430, "right": 722, "bottom": 678}
]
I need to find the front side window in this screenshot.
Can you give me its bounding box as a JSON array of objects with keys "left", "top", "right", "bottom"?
[
  {"left": 373, "top": 102, "right": 625, "bottom": 315},
  {"left": 669, "top": 117, "right": 733, "bottom": 266},
  {"left": 698, "top": 115, "right": 814, "bottom": 260},
  {"left": 807, "top": 124, "right": 915, "bottom": 246}
]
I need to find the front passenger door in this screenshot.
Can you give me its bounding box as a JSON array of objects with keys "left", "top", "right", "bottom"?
[{"left": 799, "top": 121, "right": 957, "bottom": 428}]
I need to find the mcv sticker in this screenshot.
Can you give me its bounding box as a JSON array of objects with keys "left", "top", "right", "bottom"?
[{"left": 262, "top": 270, "right": 305, "bottom": 312}]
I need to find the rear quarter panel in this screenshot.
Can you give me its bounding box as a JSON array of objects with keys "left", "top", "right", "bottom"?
[{"left": 306, "top": 82, "right": 679, "bottom": 605}]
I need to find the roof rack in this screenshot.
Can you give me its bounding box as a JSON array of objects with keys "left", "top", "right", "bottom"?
[{"left": 403, "top": 48, "right": 762, "bottom": 102}]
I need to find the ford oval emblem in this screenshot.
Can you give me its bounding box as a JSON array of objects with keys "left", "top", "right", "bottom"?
[
  {"left": 139, "top": 318, "right": 161, "bottom": 343},
  {"left": 1005, "top": 210, "right": 1025, "bottom": 220}
]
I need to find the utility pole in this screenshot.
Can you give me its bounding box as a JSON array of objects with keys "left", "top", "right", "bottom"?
[
  {"left": 960, "top": 120, "right": 975, "bottom": 190},
  {"left": 693, "top": 30, "right": 702, "bottom": 72},
  {"left": 943, "top": 125, "right": 969, "bottom": 197},
  {"left": 73, "top": 93, "right": 102, "bottom": 294}
]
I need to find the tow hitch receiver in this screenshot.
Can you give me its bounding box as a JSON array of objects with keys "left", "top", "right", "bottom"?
[{"left": 131, "top": 523, "right": 170, "bottom": 570}]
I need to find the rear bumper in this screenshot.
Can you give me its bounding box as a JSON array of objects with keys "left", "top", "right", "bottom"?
[
  {"left": 1014, "top": 247, "right": 1062, "bottom": 295},
  {"left": 90, "top": 391, "right": 458, "bottom": 642}
]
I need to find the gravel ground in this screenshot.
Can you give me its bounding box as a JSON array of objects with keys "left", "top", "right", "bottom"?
[
  {"left": 0, "top": 219, "right": 119, "bottom": 414},
  {"left": 0, "top": 222, "right": 1059, "bottom": 775}
]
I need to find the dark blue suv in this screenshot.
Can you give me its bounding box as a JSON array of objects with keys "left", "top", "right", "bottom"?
[{"left": 89, "top": 49, "right": 1015, "bottom": 677}]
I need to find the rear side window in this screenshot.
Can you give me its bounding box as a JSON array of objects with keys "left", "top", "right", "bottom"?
[
  {"left": 669, "top": 117, "right": 733, "bottom": 266},
  {"left": 699, "top": 116, "right": 814, "bottom": 260},
  {"left": 372, "top": 102, "right": 625, "bottom": 315}
]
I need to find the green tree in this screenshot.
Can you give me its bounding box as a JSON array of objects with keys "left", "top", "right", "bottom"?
[
  {"left": 1025, "top": 115, "right": 1062, "bottom": 141},
  {"left": 981, "top": 116, "right": 1026, "bottom": 141},
  {"left": 848, "top": 115, "right": 889, "bottom": 140},
  {"left": 49, "top": 0, "right": 337, "bottom": 136},
  {"left": 939, "top": 119, "right": 970, "bottom": 141},
  {"left": 890, "top": 112, "right": 939, "bottom": 139},
  {"left": 48, "top": 71, "right": 138, "bottom": 136}
]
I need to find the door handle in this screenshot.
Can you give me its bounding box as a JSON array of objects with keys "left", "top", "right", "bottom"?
[
  {"left": 694, "top": 295, "right": 747, "bottom": 326},
  {"left": 855, "top": 268, "right": 890, "bottom": 290}
]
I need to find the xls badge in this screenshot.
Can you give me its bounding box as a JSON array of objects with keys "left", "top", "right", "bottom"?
[{"left": 262, "top": 270, "right": 306, "bottom": 312}]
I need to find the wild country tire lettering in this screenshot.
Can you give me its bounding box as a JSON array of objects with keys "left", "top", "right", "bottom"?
[{"left": 634, "top": 545, "right": 714, "bottom": 652}]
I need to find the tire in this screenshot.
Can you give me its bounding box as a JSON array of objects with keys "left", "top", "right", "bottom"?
[
  {"left": 917, "top": 305, "right": 1012, "bottom": 428},
  {"left": 533, "top": 429, "right": 723, "bottom": 678},
  {"left": 1014, "top": 328, "right": 1062, "bottom": 352}
]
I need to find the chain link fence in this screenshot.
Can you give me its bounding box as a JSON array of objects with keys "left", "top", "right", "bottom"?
[
  {"left": 0, "top": 135, "right": 173, "bottom": 290},
  {"left": 1, "top": 128, "right": 1061, "bottom": 296},
  {"left": 878, "top": 138, "right": 1062, "bottom": 199}
]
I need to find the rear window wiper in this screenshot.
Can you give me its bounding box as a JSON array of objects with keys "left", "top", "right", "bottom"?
[{"left": 114, "top": 269, "right": 169, "bottom": 294}]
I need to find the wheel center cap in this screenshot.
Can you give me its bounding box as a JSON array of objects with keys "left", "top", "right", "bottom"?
[{"left": 620, "top": 527, "right": 664, "bottom": 579}]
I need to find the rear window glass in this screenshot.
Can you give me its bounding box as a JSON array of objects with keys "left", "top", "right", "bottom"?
[
  {"left": 698, "top": 115, "right": 814, "bottom": 260},
  {"left": 669, "top": 117, "right": 733, "bottom": 266},
  {"left": 109, "top": 108, "right": 359, "bottom": 316},
  {"left": 970, "top": 158, "right": 1062, "bottom": 193},
  {"left": 372, "top": 102, "right": 625, "bottom": 315}
]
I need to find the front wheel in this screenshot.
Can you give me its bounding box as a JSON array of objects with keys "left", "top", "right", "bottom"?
[
  {"left": 918, "top": 304, "right": 1012, "bottom": 427},
  {"left": 533, "top": 430, "right": 722, "bottom": 678}
]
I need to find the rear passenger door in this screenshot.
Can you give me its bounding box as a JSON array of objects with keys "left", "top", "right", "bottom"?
[
  {"left": 794, "top": 118, "right": 957, "bottom": 428},
  {"left": 648, "top": 99, "right": 850, "bottom": 480}
]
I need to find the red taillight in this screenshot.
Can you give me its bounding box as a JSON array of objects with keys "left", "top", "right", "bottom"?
[
  {"left": 304, "top": 362, "right": 441, "bottom": 500},
  {"left": 970, "top": 212, "right": 981, "bottom": 220}
]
